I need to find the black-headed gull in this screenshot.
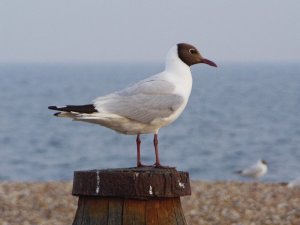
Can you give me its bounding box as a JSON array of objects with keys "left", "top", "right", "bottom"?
[
  {"left": 287, "top": 177, "right": 300, "bottom": 188},
  {"left": 235, "top": 160, "right": 268, "bottom": 179},
  {"left": 48, "top": 43, "right": 217, "bottom": 167}
]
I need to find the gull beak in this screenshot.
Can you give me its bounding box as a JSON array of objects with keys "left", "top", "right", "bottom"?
[{"left": 200, "top": 58, "right": 217, "bottom": 67}]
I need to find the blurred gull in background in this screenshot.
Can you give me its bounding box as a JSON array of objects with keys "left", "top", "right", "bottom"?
[{"left": 235, "top": 160, "right": 268, "bottom": 180}]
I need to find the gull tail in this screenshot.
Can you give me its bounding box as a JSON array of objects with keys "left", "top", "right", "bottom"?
[
  {"left": 234, "top": 170, "right": 242, "bottom": 175},
  {"left": 53, "top": 112, "right": 73, "bottom": 117}
]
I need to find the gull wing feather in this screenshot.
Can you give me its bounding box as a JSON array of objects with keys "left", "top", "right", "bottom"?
[
  {"left": 242, "top": 164, "right": 263, "bottom": 176},
  {"left": 118, "top": 75, "right": 175, "bottom": 96},
  {"left": 93, "top": 78, "right": 184, "bottom": 124}
]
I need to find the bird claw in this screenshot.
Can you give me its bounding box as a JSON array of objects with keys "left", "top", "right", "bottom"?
[
  {"left": 136, "top": 163, "right": 175, "bottom": 169},
  {"left": 153, "top": 163, "right": 175, "bottom": 169},
  {"left": 137, "top": 163, "right": 152, "bottom": 168}
]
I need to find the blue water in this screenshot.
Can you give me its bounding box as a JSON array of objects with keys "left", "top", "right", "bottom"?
[{"left": 0, "top": 62, "right": 299, "bottom": 182}]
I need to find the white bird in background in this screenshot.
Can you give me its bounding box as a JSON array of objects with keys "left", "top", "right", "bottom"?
[
  {"left": 48, "top": 43, "right": 217, "bottom": 168},
  {"left": 287, "top": 177, "right": 300, "bottom": 188},
  {"left": 235, "top": 160, "right": 268, "bottom": 179}
]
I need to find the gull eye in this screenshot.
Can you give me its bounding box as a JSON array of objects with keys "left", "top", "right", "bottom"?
[{"left": 189, "top": 49, "right": 197, "bottom": 54}]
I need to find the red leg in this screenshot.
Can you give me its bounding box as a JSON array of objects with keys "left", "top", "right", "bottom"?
[
  {"left": 154, "top": 134, "right": 161, "bottom": 167},
  {"left": 136, "top": 134, "right": 143, "bottom": 167},
  {"left": 153, "top": 134, "right": 174, "bottom": 168},
  {"left": 136, "top": 134, "right": 150, "bottom": 167}
]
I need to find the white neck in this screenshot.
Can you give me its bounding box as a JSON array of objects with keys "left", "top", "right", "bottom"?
[
  {"left": 163, "top": 45, "right": 193, "bottom": 101},
  {"left": 165, "top": 45, "right": 191, "bottom": 75}
]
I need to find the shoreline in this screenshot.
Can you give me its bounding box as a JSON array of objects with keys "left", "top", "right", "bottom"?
[{"left": 1, "top": 181, "right": 299, "bottom": 225}]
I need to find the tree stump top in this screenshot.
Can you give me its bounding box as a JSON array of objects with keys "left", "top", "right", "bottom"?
[{"left": 72, "top": 167, "right": 191, "bottom": 199}]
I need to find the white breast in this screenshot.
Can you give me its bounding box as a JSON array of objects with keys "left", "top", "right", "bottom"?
[{"left": 151, "top": 46, "right": 193, "bottom": 128}]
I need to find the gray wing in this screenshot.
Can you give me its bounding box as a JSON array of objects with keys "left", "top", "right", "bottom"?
[
  {"left": 117, "top": 76, "right": 175, "bottom": 96},
  {"left": 94, "top": 78, "right": 184, "bottom": 124},
  {"left": 242, "top": 165, "right": 262, "bottom": 176}
]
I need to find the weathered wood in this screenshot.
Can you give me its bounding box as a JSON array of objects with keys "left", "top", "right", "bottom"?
[
  {"left": 123, "top": 199, "right": 146, "bottom": 225},
  {"left": 73, "top": 197, "right": 109, "bottom": 225},
  {"left": 107, "top": 199, "right": 123, "bottom": 225},
  {"left": 72, "top": 167, "right": 191, "bottom": 199},
  {"left": 72, "top": 167, "right": 190, "bottom": 225},
  {"left": 72, "top": 197, "right": 187, "bottom": 225}
]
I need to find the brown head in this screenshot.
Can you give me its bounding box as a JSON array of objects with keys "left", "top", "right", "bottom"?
[
  {"left": 177, "top": 43, "right": 217, "bottom": 67},
  {"left": 261, "top": 160, "right": 268, "bottom": 165}
]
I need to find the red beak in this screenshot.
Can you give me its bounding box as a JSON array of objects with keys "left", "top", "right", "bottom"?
[{"left": 200, "top": 58, "right": 217, "bottom": 67}]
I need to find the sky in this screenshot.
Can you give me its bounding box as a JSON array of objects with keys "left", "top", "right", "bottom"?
[{"left": 0, "top": 0, "right": 299, "bottom": 63}]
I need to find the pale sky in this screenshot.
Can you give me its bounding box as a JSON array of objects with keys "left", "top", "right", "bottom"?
[{"left": 0, "top": 0, "right": 299, "bottom": 63}]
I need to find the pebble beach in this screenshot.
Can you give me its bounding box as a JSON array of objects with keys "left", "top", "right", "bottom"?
[{"left": 1, "top": 181, "right": 300, "bottom": 225}]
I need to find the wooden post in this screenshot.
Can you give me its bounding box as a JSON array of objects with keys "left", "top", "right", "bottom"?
[{"left": 72, "top": 167, "right": 191, "bottom": 225}]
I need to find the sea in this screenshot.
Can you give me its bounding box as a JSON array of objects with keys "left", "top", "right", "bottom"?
[{"left": 0, "top": 62, "right": 299, "bottom": 182}]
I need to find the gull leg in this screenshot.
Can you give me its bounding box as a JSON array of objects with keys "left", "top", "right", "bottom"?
[
  {"left": 136, "top": 134, "right": 142, "bottom": 167},
  {"left": 136, "top": 134, "right": 149, "bottom": 167},
  {"left": 153, "top": 133, "right": 174, "bottom": 168},
  {"left": 153, "top": 134, "right": 162, "bottom": 168}
]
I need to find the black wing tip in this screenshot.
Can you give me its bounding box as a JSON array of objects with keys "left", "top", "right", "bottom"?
[
  {"left": 48, "top": 104, "right": 97, "bottom": 114},
  {"left": 54, "top": 112, "right": 61, "bottom": 116},
  {"left": 234, "top": 170, "right": 242, "bottom": 174}
]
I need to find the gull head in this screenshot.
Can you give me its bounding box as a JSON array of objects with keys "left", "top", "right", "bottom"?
[
  {"left": 177, "top": 43, "right": 217, "bottom": 67},
  {"left": 260, "top": 159, "right": 268, "bottom": 165}
]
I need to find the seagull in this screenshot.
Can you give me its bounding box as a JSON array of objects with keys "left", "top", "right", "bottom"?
[
  {"left": 48, "top": 43, "right": 217, "bottom": 168},
  {"left": 287, "top": 177, "right": 300, "bottom": 188},
  {"left": 235, "top": 160, "right": 268, "bottom": 179}
]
